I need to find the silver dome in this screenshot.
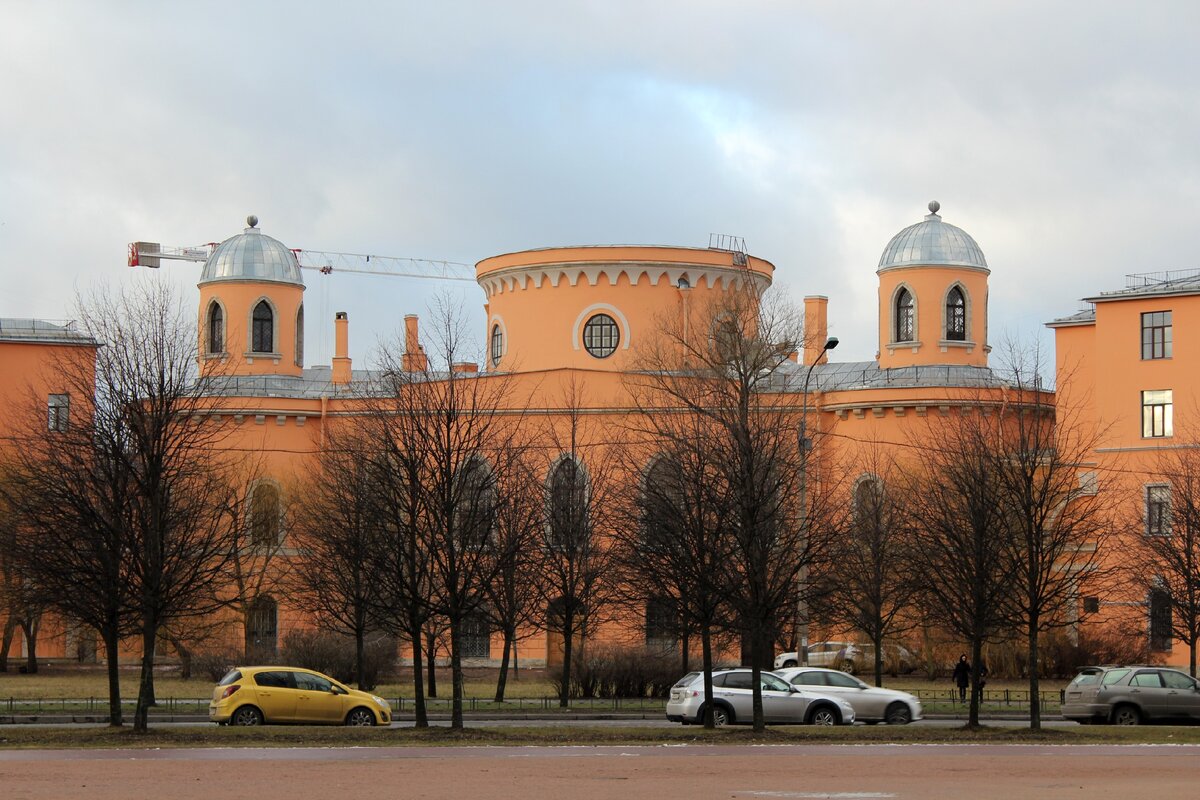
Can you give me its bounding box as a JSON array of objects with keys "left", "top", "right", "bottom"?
[
  {"left": 877, "top": 202, "right": 988, "bottom": 271},
  {"left": 198, "top": 217, "right": 305, "bottom": 287}
]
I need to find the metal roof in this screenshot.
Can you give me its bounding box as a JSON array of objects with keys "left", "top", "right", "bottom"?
[
  {"left": 0, "top": 318, "right": 97, "bottom": 345},
  {"left": 772, "top": 359, "right": 1011, "bottom": 393},
  {"left": 198, "top": 217, "right": 304, "bottom": 288},
  {"left": 878, "top": 201, "right": 988, "bottom": 271}
]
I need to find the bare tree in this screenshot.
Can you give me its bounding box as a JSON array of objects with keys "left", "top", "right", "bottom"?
[
  {"left": 814, "top": 443, "right": 916, "bottom": 687},
  {"left": 374, "top": 301, "right": 528, "bottom": 729},
  {"left": 290, "top": 427, "right": 385, "bottom": 690},
  {"left": 628, "top": 284, "right": 833, "bottom": 731},
  {"left": 1129, "top": 433, "right": 1200, "bottom": 677},
  {"left": 906, "top": 406, "right": 1016, "bottom": 728},
  {"left": 990, "top": 347, "right": 1120, "bottom": 728},
  {"left": 537, "top": 383, "right": 621, "bottom": 709}
]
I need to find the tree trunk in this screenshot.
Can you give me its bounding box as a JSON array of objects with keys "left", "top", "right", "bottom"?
[
  {"left": 873, "top": 629, "right": 884, "bottom": 688},
  {"left": 425, "top": 629, "right": 438, "bottom": 698},
  {"left": 19, "top": 617, "right": 38, "bottom": 674},
  {"left": 968, "top": 637, "right": 983, "bottom": 728},
  {"left": 0, "top": 614, "right": 17, "bottom": 673},
  {"left": 355, "top": 628, "right": 366, "bottom": 690},
  {"left": 409, "top": 633, "right": 428, "bottom": 728},
  {"left": 680, "top": 629, "right": 690, "bottom": 674},
  {"left": 1191, "top": 639, "right": 1197, "bottom": 679},
  {"left": 750, "top": 624, "right": 767, "bottom": 732},
  {"left": 449, "top": 622, "right": 464, "bottom": 730},
  {"left": 701, "top": 623, "right": 715, "bottom": 729},
  {"left": 172, "top": 636, "right": 193, "bottom": 680},
  {"left": 103, "top": 628, "right": 123, "bottom": 727},
  {"left": 558, "top": 612, "right": 574, "bottom": 709},
  {"left": 494, "top": 626, "right": 514, "bottom": 703},
  {"left": 133, "top": 621, "right": 158, "bottom": 732}
]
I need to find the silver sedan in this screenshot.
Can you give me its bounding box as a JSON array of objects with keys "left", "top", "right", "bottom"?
[{"left": 774, "top": 667, "right": 923, "bottom": 724}]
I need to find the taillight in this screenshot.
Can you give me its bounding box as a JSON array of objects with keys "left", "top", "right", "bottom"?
[{"left": 221, "top": 685, "right": 241, "bottom": 699}]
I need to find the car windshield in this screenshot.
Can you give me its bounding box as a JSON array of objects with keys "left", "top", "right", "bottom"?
[
  {"left": 1101, "top": 668, "right": 1131, "bottom": 686},
  {"left": 217, "top": 669, "right": 241, "bottom": 686}
]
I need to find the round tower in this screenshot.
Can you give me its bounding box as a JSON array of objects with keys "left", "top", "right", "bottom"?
[
  {"left": 876, "top": 201, "right": 990, "bottom": 369},
  {"left": 475, "top": 245, "right": 774, "bottom": 373},
  {"left": 197, "top": 216, "right": 306, "bottom": 377}
]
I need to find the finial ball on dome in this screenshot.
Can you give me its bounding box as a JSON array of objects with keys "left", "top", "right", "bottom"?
[
  {"left": 247, "top": 215, "right": 259, "bottom": 228},
  {"left": 928, "top": 200, "right": 940, "bottom": 215}
]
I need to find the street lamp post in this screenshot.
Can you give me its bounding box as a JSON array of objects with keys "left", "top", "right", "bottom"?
[{"left": 797, "top": 336, "right": 838, "bottom": 667}]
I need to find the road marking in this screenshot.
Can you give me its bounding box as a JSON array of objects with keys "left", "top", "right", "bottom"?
[{"left": 735, "top": 793, "right": 896, "bottom": 799}]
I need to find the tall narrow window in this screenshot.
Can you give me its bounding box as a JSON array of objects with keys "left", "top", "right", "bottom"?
[
  {"left": 207, "top": 302, "right": 224, "bottom": 354},
  {"left": 252, "top": 300, "right": 274, "bottom": 353},
  {"left": 1149, "top": 588, "right": 1173, "bottom": 651},
  {"left": 1147, "top": 485, "right": 1171, "bottom": 536},
  {"left": 490, "top": 324, "right": 503, "bottom": 367},
  {"left": 945, "top": 286, "right": 966, "bottom": 341},
  {"left": 1142, "top": 311, "right": 1172, "bottom": 360},
  {"left": 894, "top": 288, "right": 914, "bottom": 342},
  {"left": 645, "top": 596, "right": 679, "bottom": 648},
  {"left": 547, "top": 458, "right": 588, "bottom": 550},
  {"left": 246, "top": 596, "right": 278, "bottom": 657},
  {"left": 1142, "top": 390, "right": 1173, "bottom": 438},
  {"left": 48, "top": 394, "right": 69, "bottom": 432},
  {"left": 460, "top": 611, "right": 491, "bottom": 658},
  {"left": 249, "top": 483, "right": 281, "bottom": 547},
  {"left": 294, "top": 304, "right": 304, "bottom": 367}
]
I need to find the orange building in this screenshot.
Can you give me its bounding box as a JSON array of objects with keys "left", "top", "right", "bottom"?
[
  {"left": 1049, "top": 270, "right": 1200, "bottom": 668},
  {"left": 0, "top": 318, "right": 98, "bottom": 664},
  {"left": 6, "top": 203, "right": 1051, "bottom": 668}
]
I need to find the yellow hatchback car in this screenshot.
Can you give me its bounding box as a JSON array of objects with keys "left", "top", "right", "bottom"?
[{"left": 210, "top": 666, "right": 391, "bottom": 726}]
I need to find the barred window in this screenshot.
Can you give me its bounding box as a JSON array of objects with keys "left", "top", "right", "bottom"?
[
  {"left": 1141, "top": 311, "right": 1172, "bottom": 360},
  {"left": 1147, "top": 485, "right": 1171, "bottom": 536},
  {"left": 460, "top": 611, "right": 491, "bottom": 658},
  {"left": 490, "top": 324, "right": 503, "bottom": 367},
  {"left": 645, "top": 596, "right": 679, "bottom": 646},
  {"left": 1150, "top": 588, "right": 1173, "bottom": 651},
  {"left": 946, "top": 286, "right": 966, "bottom": 341},
  {"left": 583, "top": 314, "right": 619, "bottom": 358},
  {"left": 207, "top": 302, "right": 224, "bottom": 354},
  {"left": 252, "top": 300, "right": 274, "bottom": 353},
  {"left": 894, "top": 288, "right": 914, "bottom": 342},
  {"left": 249, "top": 483, "right": 282, "bottom": 547}
]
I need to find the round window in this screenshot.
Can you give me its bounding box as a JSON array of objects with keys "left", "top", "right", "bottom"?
[{"left": 582, "top": 313, "right": 620, "bottom": 358}]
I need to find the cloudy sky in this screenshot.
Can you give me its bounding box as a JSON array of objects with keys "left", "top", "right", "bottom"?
[{"left": 3, "top": 1, "right": 1198, "bottom": 367}]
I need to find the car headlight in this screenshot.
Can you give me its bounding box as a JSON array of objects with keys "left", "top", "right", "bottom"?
[{"left": 372, "top": 695, "right": 390, "bottom": 710}]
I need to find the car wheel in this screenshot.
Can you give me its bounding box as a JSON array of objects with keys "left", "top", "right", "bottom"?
[
  {"left": 231, "top": 706, "right": 263, "bottom": 726},
  {"left": 345, "top": 707, "right": 377, "bottom": 726},
  {"left": 840, "top": 660, "right": 857, "bottom": 675},
  {"left": 885, "top": 702, "right": 912, "bottom": 725},
  {"left": 1112, "top": 705, "right": 1141, "bottom": 726},
  {"left": 782, "top": 659, "right": 797, "bottom": 668},
  {"left": 808, "top": 706, "right": 839, "bottom": 726},
  {"left": 708, "top": 705, "right": 732, "bottom": 727}
]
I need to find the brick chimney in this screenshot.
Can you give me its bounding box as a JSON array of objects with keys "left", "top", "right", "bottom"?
[
  {"left": 803, "top": 296, "right": 830, "bottom": 365},
  {"left": 332, "top": 312, "right": 352, "bottom": 385},
  {"left": 451, "top": 361, "right": 479, "bottom": 375},
  {"left": 402, "top": 314, "right": 428, "bottom": 372}
]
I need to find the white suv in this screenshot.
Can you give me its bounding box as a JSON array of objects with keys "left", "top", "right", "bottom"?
[
  {"left": 774, "top": 642, "right": 915, "bottom": 675},
  {"left": 665, "top": 668, "right": 856, "bottom": 726}
]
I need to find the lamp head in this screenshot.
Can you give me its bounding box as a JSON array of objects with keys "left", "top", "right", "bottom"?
[{"left": 824, "top": 336, "right": 839, "bottom": 351}]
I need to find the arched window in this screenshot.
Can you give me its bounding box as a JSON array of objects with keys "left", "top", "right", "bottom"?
[
  {"left": 853, "top": 477, "right": 883, "bottom": 527},
  {"left": 207, "top": 302, "right": 224, "bottom": 354},
  {"left": 547, "top": 458, "right": 588, "bottom": 550},
  {"left": 490, "top": 324, "right": 503, "bottom": 367},
  {"left": 895, "top": 288, "right": 914, "bottom": 342},
  {"left": 456, "top": 456, "right": 495, "bottom": 550},
  {"left": 642, "top": 457, "right": 683, "bottom": 551},
  {"left": 249, "top": 483, "right": 281, "bottom": 547},
  {"left": 294, "top": 304, "right": 304, "bottom": 367},
  {"left": 946, "top": 286, "right": 966, "bottom": 341},
  {"left": 246, "top": 596, "right": 278, "bottom": 657},
  {"left": 252, "top": 300, "right": 274, "bottom": 353}
]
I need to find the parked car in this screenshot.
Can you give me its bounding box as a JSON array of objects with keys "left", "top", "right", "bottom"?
[
  {"left": 774, "top": 642, "right": 916, "bottom": 675},
  {"left": 774, "top": 667, "right": 922, "bottom": 724},
  {"left": 665, "top": 668, "right": 856, "bottom": 726},
  {"left": 210, "top": 666, "right": 391, "bottom": 726},
  {"left": 1061, "top": 665, "right": 1200, "bottom": 725}
]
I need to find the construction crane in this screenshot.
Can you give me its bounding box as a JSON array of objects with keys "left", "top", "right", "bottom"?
[{"left": 127, "top": 240, "right": 476, "bottom": 282}]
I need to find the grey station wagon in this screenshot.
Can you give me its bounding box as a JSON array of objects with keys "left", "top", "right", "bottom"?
[{"left": 1062, "top": 665, "right": 1200, "bottom": 725}]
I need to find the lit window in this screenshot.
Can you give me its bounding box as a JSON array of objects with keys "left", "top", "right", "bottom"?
[
  {"left": 895, "top": 288, "right": 914, "bottom": 342},
  {"left": 1147, "top": 485, "right": 1171, "bottom": 536},
  {"left": 490, "top": 324, "right": 503, "bottom": 367},
  {"left": 1141, "top": 311, "right": 1172, "bottom": 360},
  {"left": 1142, "top": 390, "right": 1173, "bottom": 438},
  {"left": 252, "top": 301, "right": 274, "bottom": 353},
  {"left": 946, "top": 287, "right": 966, "bottom": 341},
  {"left": 583, "top": 314, "right": 619, "bottom": 358},
  {"left": 48, "top": 394, "right": 69, "bottom": 432}
]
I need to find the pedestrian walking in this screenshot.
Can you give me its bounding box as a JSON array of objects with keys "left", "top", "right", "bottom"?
[{"left": 952, "top": 653, "right": 970, "bottom": 703}]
